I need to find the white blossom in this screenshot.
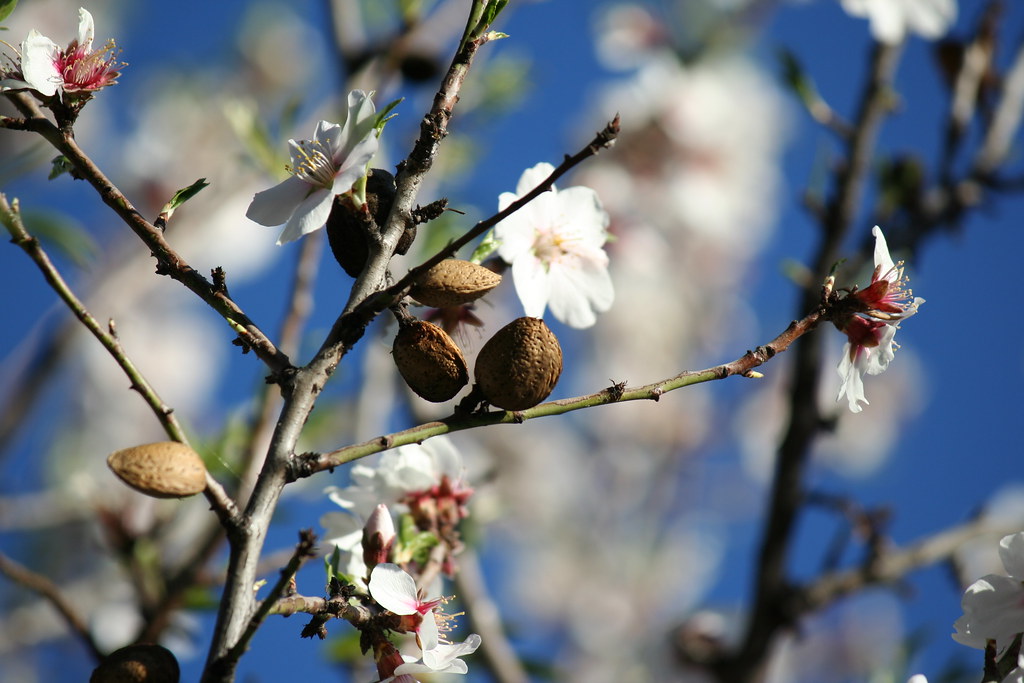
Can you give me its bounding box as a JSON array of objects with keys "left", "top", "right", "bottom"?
[
  {"left": 495, "top": 162, "right": 614, "bottom": 329},
  {"left": 840, "top": 0, "right": 957, "bottom": 45},
  {"left": 953, "top": 532, "right": 1024, "bottom": 651},
  {"left": 246, "top": 90, "right": 378, "bottom": 244}
]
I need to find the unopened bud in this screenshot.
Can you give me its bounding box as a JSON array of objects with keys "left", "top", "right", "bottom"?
[{"left": 362, "top": 504, "right": 396, "bottom": 571}]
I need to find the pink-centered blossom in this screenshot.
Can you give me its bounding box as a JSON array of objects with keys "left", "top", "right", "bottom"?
[
  {"left": 495, "top": 162, "right": 614, "bottom": 329},
  {"left": 325, "top": 436, "right": 472, "bottom": 524},
  {"left": 835, "top": 226, "right": 923, "bottom": 413},
  {"left": 369, "top": 563, "right": 481, "bottom": 676},
  {"left": 20, "top": 8, "right": 122, "bottom": 99},
  {"left": 321, "top": 439, "right": 472, "bottom": 586},
  {"left": 246, "top": 90, "right": 378, "bottom": 244}
]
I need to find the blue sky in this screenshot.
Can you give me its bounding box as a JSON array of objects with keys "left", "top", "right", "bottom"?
[{"left": 2, "top": 1, "right": 1023, "bottom": 681}]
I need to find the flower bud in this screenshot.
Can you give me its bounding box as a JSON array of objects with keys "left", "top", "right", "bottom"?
[{"left": 362, "top": 503, "right": 396, "bottom": 571}]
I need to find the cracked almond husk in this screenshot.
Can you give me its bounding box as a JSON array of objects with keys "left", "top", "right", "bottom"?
[
  {"left": 106, "top": 442, "right": 207, "bottom": 499},
  {"left": 474, "top": 316, "right": 563, "bottom": 411},
  {"left": 392, "top": 319, "right": 469, "bottom": 402},
  {"left": 90, "top": 643, "right": 180, "bottom": 683},
  {"left": 409, "top": 259, "right": 502, "bottom": 308}
]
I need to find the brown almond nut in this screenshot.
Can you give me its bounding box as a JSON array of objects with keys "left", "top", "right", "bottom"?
[
  {"left": 409, "top": 259, "right": 502, "bottom": 308},
  {"left": 474, "top": 317, "right": 563, "bottom": 411},
  {"left": 106, "top": 442, "right": 207, "bottom": 499},
  {"left": 90, "top": 643, "right": 180, "bottom": 683},
  {"left": 392, "top": 319, "right": 469, "bottom": 402}
]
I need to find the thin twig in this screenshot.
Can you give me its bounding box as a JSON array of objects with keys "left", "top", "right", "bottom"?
[
  {"left": 223, "top": 529, "right": 318, "bottom": 664},
  {"left": 713, "top": 42, "right": 905, "bottom": 683},
  {"left": 1, "top": 91, "right": 291, "bottom": 377},
  {"left": 0, "top": 194, "right": 239, "bottom": 525},
  {"left": 0, "top": 553, "right": 104, "bottom": 663},
  {"left": 800, "top": 516, "right": 1024, "bottom": 611},
  {"left": 454, "top": 547, "right": 529, "bottom": 683},
  {"left": 290, "top": 301, "right": 824, "bottom": 479}
]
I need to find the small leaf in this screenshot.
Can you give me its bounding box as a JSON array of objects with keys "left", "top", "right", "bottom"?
[
  {"left": 483, "top": 0, "right": 510, "bottom": 27},
  {"left": 22, "top": 210, "right": 99, "bottom": 268},
  {"left": 777, "top": 48, "right": 822, "bottom": 112},
  {"left": 0, "top": 0, "right": 18, "bottom": 24},
  {"left": 48, "top": 155, "right": 73, "bottom": 180},
  {"left": 394, "top": 515, "right": 439, "bottom": 565},
  {"left": 158, "top": 178, "right": 209, "bottom": 222},
  {"left": 164, "top": 178, "right": 209, "bottom": 212},
  {"left": 374, "top": 98, "right": 403, "bottom": 135},
  {"left": 470, "top": 228, "right": 500, "bottom": 264}
]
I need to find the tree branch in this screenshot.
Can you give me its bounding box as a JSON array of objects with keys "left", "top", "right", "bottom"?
[
  {"left": 290, "top": 301, "right": 825, "bottom": 480},
  {"left": 0, "top": 194, "right": 239, "bottom": 525},
  {"left": 0, "top": 552, "right": 104, "bottom": 663},
  {"left": 1, "top": 91, "right": 291, "bottom": 377},
  {"left": 714, "top": 41, "right": 905, "bottom": 682}
]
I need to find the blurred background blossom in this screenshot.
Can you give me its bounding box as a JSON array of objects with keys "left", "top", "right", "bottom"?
[{"left": 2, "top": 0, "right": 1023, "bottom": 682}]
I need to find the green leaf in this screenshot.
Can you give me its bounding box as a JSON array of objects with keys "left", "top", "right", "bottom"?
[
  {"left": 374, "top": 97, "right": 403, "bottom": 135},
  {"left": 470, "top": 228, "right": 500, "bottom": 264},
  {"left": 223, "top": 99, "right": 287, "bottom": 177},
  {"left": 395, "top": 514, "right": 439, "bottom": 565},
  {"left": 159, "top": 178, "right": 209, "bottom": 220},
  {"left": 48, "top": 155, "right": 73, "bottom": 180},
  {"left": 22, "top": 210, "right": 99, "bottom": 268},
  {"left": 0, "top": 0, "right": 18, "bottom": 24},
  {"left": 483, "top": 0, "right": 510, "bottom": 27},
  {"left": 777, "top": 48, "right": 822, "bottom": 112}
]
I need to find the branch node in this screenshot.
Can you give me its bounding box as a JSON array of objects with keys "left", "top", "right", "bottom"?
[{"left": 606, "top": 380, "right": 627, "bottom": 401}]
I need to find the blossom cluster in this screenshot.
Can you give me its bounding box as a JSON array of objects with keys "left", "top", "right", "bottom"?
[{"left": 321, "top": 437, "right": 479, "bottom": 681}]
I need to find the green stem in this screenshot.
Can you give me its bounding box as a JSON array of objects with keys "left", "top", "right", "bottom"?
[{"left": 290, "top": 305, "right": 823, "bottom": 480}]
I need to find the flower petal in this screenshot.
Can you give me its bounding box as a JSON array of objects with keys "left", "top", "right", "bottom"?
[
  {"left": 330, "top": 133, "right": 378, "bottom": 194},
  {"left": 246, "top": 176, "right": 312, "bottom": 227},
  {"left": 546, "top": 252, "right": 614, "bottom": 328},
  {"left": 872, "top": 225, "right": 896, "bottom": 278},
  {"left": 276, "top": 189, "right": 333, "bottom": 244},
  {"left": 319, "top": 511, "right": 364, "bottom": 551},
  {"left": 77, "top": 7, "right": 96, "bottom": 48},
  {"left": 510, "top": 255, "right": 551, "bottom": 319},
  {"left": 515, "top": 162, "right": 556, "bottom": 196},
  {"left": 368, "top": 563, "right": 419, "bottom": 615},
  {"left": 999, "top": 532, "right": 1024, "bottom": 579},
  {"left": 837, "top": 342, "right": 868, "bottom": 413},
  {"left": 422, "top": 634, "right": 482, "bottom": 672},
  {"left": 418, "top": 611, "right": 439, "bottom": 651},
  {"left": 20, "top": 30, "right": 61, "bottom": 97}
]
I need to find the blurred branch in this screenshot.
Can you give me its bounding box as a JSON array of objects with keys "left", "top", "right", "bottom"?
[
  {"left": 291, "top": 293, "right": 826, "bottom": 479},
  {"left": 974, "top": 35, "right": 1024, "bottom": 176},
  {"left": 0, "top": 91, "right": 292, "bottom": 377},
  {"left": 455, "top": 547, "right": 530, "bottom": 683},
  {"left": 0, "top": 194, "right": 239, "bottom": 525},
  {"left": 800, "top": 516, "right": 1024, "bottom": 611},
  {"left": 0, "top": 552, "right": 104, "bottom": 663},
  {"left": 0, "top": 313, "right": 68, "bottom": 460},
  {"left": 711, "top": 42, "right": 905, "bottom": 682}
]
